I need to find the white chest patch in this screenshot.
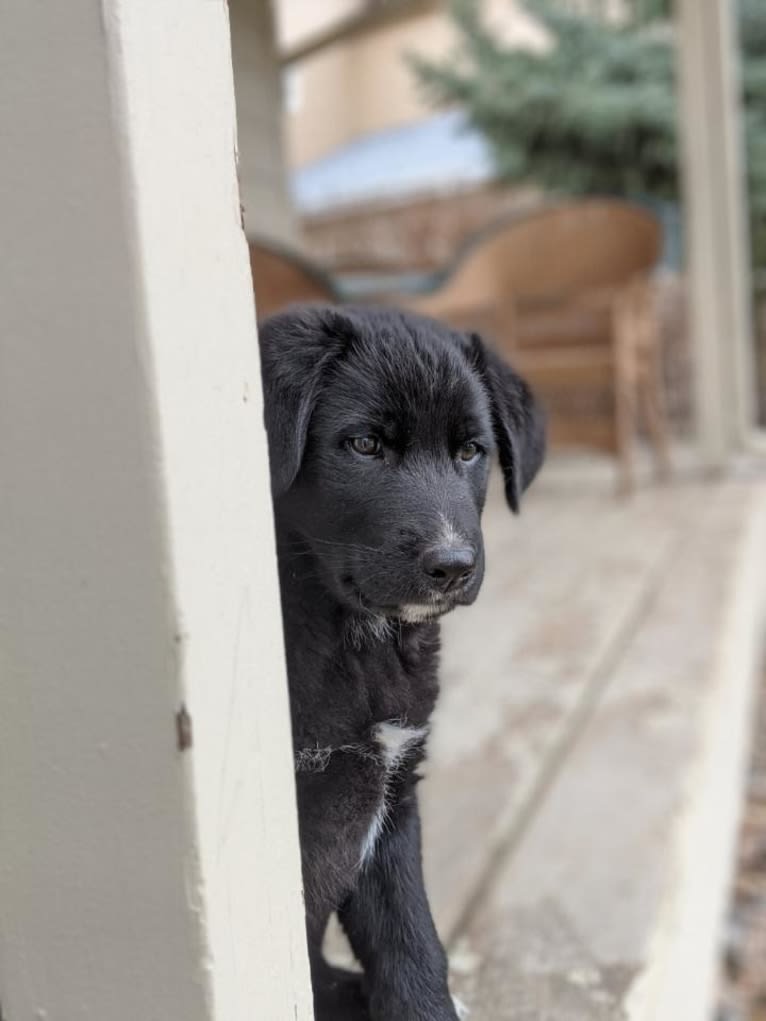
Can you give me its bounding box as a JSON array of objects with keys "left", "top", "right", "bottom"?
[
  {"left": 376, "top": 721, "right": 427, "bottom": 767},
  {"left": 359, "top": 721, "right": 428, "bottom": 867}
]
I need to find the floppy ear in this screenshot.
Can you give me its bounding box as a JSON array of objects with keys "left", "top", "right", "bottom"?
[
  {"left": 258, "top": 305, "right": 353, "bottom": 496},
  {"left": 469, "top": 333, "right": 546, "bottom": 513}
]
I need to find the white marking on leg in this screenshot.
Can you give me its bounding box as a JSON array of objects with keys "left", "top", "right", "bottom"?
[
  {"left": 397, "top": 603, "right": 441, "bottom": 624},
  {"left": 359, "top": 802, "right": 387, "bottom": 866}
]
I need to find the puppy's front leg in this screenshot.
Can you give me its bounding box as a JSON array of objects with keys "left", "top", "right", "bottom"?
[{"left": 339, "top": 794, "right": 459, "bottom": 1021}]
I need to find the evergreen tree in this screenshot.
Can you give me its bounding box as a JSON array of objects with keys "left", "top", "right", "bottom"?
[
  {"left": 741, "top": 0, "right": 766, "bottom": 273},
  {"left": 411, "top": 0, "right": 766, "bottom": 267}
]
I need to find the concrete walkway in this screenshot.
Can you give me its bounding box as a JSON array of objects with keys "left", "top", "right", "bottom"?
[
  {"left": 327, "top": 456, "right": 766, "bottom": 1020},
  {"left": 429, "top": 461, "right": 766, "bottom": 1020}
]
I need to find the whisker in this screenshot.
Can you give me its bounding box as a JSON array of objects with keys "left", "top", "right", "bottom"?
[{"left": 279, "top": 536, "right": 383, "bottom": 555}]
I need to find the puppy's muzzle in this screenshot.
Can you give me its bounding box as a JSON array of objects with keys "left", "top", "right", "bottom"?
[{"left": 420, "top": 545, "right": 477, "bottom": 594}]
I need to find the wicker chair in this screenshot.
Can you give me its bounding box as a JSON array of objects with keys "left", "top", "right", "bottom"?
[
  {"left": 248, "top": 236, "right": 340, "bottom": 320},
  {"left": 404, "top": 199, "right": 671, "bottom": 493}
]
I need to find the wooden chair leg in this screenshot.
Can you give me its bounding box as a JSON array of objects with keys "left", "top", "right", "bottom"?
[
  {"left": 613, "top": 294, "right": 639, "bottom": 497},
  {"left": 641, "top": 321, "right": 672, "bottom": 482},
  {"left": 615, "top": 375, "right": 637, "bottom": 496},
  {"left": 640, "top": 380, "right": 672, "bottom": 481}
]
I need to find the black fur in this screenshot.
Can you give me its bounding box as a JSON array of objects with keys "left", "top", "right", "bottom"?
[{"left": 258, "top": 305, "right": 545, "bottom": 1020}]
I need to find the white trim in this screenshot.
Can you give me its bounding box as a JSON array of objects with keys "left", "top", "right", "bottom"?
[{"left": 676, "top": 0, "right": 758, "bottom": 465}]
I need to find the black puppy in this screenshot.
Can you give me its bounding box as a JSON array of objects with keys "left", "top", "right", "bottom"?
[{"left": 259, "top": 305, "right": 544, "bottom": 1021}]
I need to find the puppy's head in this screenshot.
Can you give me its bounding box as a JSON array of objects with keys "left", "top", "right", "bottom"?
[{"left": 259, "top": 305, "right": 544, "bottom": 623}]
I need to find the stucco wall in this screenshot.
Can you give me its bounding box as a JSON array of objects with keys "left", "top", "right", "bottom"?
[{"left": 284, "top": 0, "right": 549, "bottom": 168}]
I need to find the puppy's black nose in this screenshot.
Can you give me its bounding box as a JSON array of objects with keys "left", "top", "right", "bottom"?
[{"left": 421, "top": 546, "right": 476, "bottom": 591}]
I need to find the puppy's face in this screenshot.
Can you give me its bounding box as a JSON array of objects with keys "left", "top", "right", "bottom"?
[
  {"left": 284, "top": 331, "right": 493, "bottom": 621},
  {"left": 259, "top": 306, "right": 545, "bottom": 623}
]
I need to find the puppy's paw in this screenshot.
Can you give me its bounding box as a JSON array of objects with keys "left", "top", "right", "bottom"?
[
  {"left": 314, "top": 966, "right": 370, "bottom": 1021},
  {"left": 367, "top": 992, "right": 461, "bottom": 1021}
]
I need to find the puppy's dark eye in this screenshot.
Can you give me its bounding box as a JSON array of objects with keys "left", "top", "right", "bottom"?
[
  {"left": 350, "top": 435, "right": 382, "bottom": 457},
  {"left": 457, "top": 441, "right": 481, "bottom": 462}
]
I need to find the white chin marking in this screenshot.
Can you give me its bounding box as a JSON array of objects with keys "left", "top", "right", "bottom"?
[{"left": 397, "top": 603, "right": 441, "bottom": 624}]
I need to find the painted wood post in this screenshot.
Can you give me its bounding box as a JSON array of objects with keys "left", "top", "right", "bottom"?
[
  {"left": 0, "top": 3, "right": 313, "bottom": 1019},
  {"left": 230, "top": 0, "right": 298, "bottom": 243},
  {"left": 676, "top": 0, "right": 758, "bottom": 466}
]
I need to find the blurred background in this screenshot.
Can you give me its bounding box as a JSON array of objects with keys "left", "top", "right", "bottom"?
[
  {"left": 229, "top": 2, "right": 766, "bottom": 1018},
  {"left": 234, "top": 0, "right": 765, "bottom": 451}
]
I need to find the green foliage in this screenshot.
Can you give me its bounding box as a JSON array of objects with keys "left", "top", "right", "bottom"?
[
  {"left": 410, "top": 0, "right": 678, "bottom": 200},
  {"left": 741, "top": 0, "right": 766, "bottom": 274},
  {"left": 626, "top": 0, "right": 672, "bottom": 23},
  {"left": 410, "top": 0, "right": 766, "bottom": 268}
]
